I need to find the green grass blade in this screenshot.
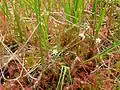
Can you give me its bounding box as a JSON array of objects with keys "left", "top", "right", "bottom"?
[
  {"left": 22, "top": 0, "right": 34, "bottom": 9},
  {"left": 33, "top": 0, "right": 44, "bottom": 73},
  {"left": 92, "top": 0, "right": 98, "bottom": 17},
  {"left": 95, "top": 7, "right": 106, "bottom": 38},
  {"left": 84, "top": 40, "right": 120, "bottom": 64},
  {"left": 12, "top": 1, "right": 23, "bottom": 42},
  {"left": 1, "top": 0, "right": 10, "bottom": 20},
  {"left": 43, "top": 11, "right": 49, "bottom": 52},
  {"left": 0, "top": 5, "right": 9, "bottom": 19},
  {"left": 73, "top": 0, "right": 84, "bottom": 24},
  {"left": 56, "top": 66, "right": 69, "bottom": 90},
  {"left": 64, "top": 0, "right": 71, "bottom": 21}
]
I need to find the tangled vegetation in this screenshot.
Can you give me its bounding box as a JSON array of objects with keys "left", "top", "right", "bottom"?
[{"left": 0, "top": 0, "right": 120, "bottom": 90}]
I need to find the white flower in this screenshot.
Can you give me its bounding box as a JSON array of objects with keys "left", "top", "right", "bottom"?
[
  {"left": 52, "top": 49, "right": 58, "bottom": 56},
  {"left": 44, "top": 10, "right": 49, "bottom": 16},
  {"left": 54, "top": 24, "right": 57, "bottom": 27},
  {"left": 46, "top": 11, "right": 49, "bottom": 16},
  {"left": 0, "top": 34, "right": 2, "bottom": 41},
  {"left": 96, "top": 38, "right": 101, "bottom": 43},
  {"left": 79, "top": 32, "right": 85, "bottom": 40},
  {"left": 0, "top": 34, "right": 4, "bottom": 42}
]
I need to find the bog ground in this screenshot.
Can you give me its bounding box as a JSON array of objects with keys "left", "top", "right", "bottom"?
[{"left": 0, "top": 0, "right": 120, "bottom": 90}]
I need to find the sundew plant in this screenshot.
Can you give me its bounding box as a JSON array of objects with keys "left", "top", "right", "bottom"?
[{"left": 0, "top": 0, "right": 120, "bottom": 89}]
